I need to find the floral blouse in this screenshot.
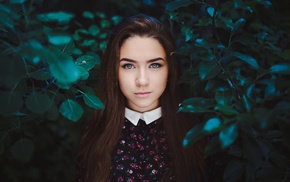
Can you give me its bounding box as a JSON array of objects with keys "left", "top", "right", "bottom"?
[{"left": 108, "top": 118, "right": 174, "bottom": 182}]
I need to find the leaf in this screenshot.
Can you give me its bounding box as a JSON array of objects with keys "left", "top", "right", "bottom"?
[
  {"left": 76, "top": 65, "right": 89, "bottom": 80},
  {"left": 25, "top": 92, "right": 51, "bottom": 114},
  {"left": 183, "top": 123, "right": 205, "bottom": 148},
  {"left": 223, "top": 160, "right": 245, "bottom": 182},
  {"left": 230, "top": 18, "right": 246, "bottom": 38},
  {"left": 11, "top": 138, "right": 34, "bottom": 162},
  {"left": 37, "top": 11, "right": 74, "bottom": 24},
  {"left": 0, "top": 92, "right": 23, "bottom": 116},
  {"left": 166, "top": 0, "right": 194, "bottom": 12},
  {"left": 47, "top": 31, "right": 72, "bottom": 45},
  {"left": 88, "top": 24, "right": 100, "bottom": 36},
  {"left": 242, "top": 134, "right": 264, "bottom": 168},
  {"left": 10, "top": 0, "right": 26, "bottom": 3},
  {"left": 215, "top": 89, "right": 233, "bottom": 105},
  {"left": 45, "top": 102, "right": 59, "bottom": 121},
  {"left": 219, "top": 124, "right": 238, "bottom": 148},
  {"left": 231, "top": 51, "right": 259, "bottom": 69},
  {"left": 215, "top": 104, "right": 239, "bottom": 116},
  {"left": 269, "top": 63, "right": 290, "bottom": 75},
  {"left": 205, "top": 135, "right": 221, "bottom": 156},
  {"left": 199, "top": 62, "right": 221, "bottom": 80},
  {"left": 178, "top": 97, "right": 215, "bottom": 113},
  {"left": 30, "top": 69, "right": 52, "bottom": 81},
  {"left": 83, "top": 93, "right": 104, "bottom": 109},
  {"left": 83, "top": 11, "right": 94, "bottom": 19},
  {"left": 203, "top": 118, "right": 221, "bottom": 132},
  {"left": 60, "top": 99, "right": 84, "bottom": 122},
  {"left": 207, "top": 7, "right": 215, "bottom": 17},
  {"left": 75, "top": 54, "right": 100, "bottom": 71}
]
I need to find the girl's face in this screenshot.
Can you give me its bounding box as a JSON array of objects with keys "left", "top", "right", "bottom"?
[{"left": 118, "top": 36, "right": 169, "bottom": 112}]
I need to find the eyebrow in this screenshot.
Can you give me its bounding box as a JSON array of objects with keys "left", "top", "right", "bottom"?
[{"left": 120, "top": 57, "right": 165, "bottom": 63}]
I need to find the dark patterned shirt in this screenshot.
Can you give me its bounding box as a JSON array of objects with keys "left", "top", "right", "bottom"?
[{"left": 109, "top": 118, "right": 173, "bottom": 181}]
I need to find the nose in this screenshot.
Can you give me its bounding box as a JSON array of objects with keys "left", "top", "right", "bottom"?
[{"left": 136, "top": 69, "right": 149, "bottom": 87}]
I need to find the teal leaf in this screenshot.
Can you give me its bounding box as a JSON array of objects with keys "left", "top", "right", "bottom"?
[
  {"left": 25, "top": 92, "right": 51, "bottom": 114},
  {"left": 111, "top": 16, "right": 123, "bottom": 25},
  {"left": 230, "top": 18, "right": 246, "bottom": 38},
  {"left": 166, "top": 0, "right": 194, "bottom": 12},
  {"left": 48, "top": 48, "right": 80, "bottom": 84},
  {"left": 88, "top": 24, "right": 100, "bottom": 36},
  {"left": 269, "top": 63, "right": 290, "bottom": 75},
  {"left": 179, "top": 97, "right": 215, "bottom": 113},
  {"left": 60, "top": 99, "right": 84, "bottom": 122},
  {"left": 76, "top": 65, "right": 89, "bottom": 80},
  {"left": 100, "top": 20, "right": 111, "bottom": 28},
  {"left": 219, "top": 124, "right": 238, "bottom": 148},
  {"left": 231, "top": 51, "right": 259, "bottom": 69},
  {"left": 10, "top": 0, "right": 26, "bottom": 3},
  {"left": 30, "top": 69, "right": 52, "bottom": 81},
  {"left": 83, "top": 93, "right": 104, "bottom": 109},
  {"left": 0, "top": 92, "right": 23, "bottom": 116},
  {"left": 47, "top": 31, "right": 72, "bottom": 45},
  {"left": 11, "top": 138, "right": 34, "bottom": 162},
  {"left": 215, "top": 89, "right": 233, "bottom": 105},
  {"left": 37, "top": 11, "right": 74, "bottom": 24},
  {"left": 183, "top": 123, "right": 205, "bottom": 148},
  {"left": 207, "top": 7, "right": 215, "bottom": 17},
  {"left": 83, "top": 11, "right": 95, "bottom": 19},
  {"left": 204, "top": 118, "right": 221, "bottom": 132},
  {"left": 215, "top": 104, "right": 239, "bottom": 116},
  {"left": 205, "top": 135, "right": 221, "bottom": 156},
  {"left": 75, "top": 54, "right": 100, "bottom": 70},
  {"left": 45, "top": 102, "right": 59, "bottom": 121},
  {"left": 199, "top": 62, "right": 221, "bottom": 80}
]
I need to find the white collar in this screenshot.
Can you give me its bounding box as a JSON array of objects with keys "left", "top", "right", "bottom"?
[{"left": 125, "top": 107, "right": 162, "bottom": 126}]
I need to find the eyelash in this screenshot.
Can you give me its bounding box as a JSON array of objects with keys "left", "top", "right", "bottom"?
[{"left": 122, "top": 63, "right": 162, "bottom": 69}]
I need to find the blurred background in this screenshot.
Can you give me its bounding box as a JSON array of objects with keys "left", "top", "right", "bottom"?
[{"left": 0, "top": 0, "right": 290, "bottom": 181}]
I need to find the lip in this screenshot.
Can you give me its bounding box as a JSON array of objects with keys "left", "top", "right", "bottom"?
[{"left": 135, "top": 92, "right": 151, "bottom": 98}]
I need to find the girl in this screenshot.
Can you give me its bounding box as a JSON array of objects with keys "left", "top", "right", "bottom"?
[{"left": 77, "top": 14, "right": 206, "bottom": 182}]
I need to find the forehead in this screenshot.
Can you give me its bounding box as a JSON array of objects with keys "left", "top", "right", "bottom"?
[{"left": 119, "top": 36, "right": 166, "bottom": 61}]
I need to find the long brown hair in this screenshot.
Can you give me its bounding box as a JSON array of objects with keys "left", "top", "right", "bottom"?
[{"left": 77, "top": 14, "right": 205, "bottom": 182}]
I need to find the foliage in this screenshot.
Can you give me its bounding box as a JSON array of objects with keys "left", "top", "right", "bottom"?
[
  {"left": 165, "top": 0, "right": 290, "bottom": 181},
  {"left": 0, "top": 0, "right": 120, "bottom": 181},
  {"left": 0, "top": 0, "right": 289, "bottom": 181}
]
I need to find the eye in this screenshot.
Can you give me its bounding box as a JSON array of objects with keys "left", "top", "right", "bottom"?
[
  {"left": 149, "top": 63, "right": 162, "bottom": 68},
  {"left": 122, "top": 64, "right": 135, "bottom": 69}
]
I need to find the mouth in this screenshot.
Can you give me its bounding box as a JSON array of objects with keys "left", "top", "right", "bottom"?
[{"left": 135, "top": 92, "right": 151, "bottom": 98}]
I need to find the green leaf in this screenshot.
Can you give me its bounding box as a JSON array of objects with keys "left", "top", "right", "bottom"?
[
  {"left": 83, "top": 11, "right": 94, "bottom": 19},
  {"left": 231, "top": 51, "right": 259, "bottom": 69},
  {"left": 203, "top": 118, "right": 221, "bottom": 132},
  {"left": 76, "top": 65, "right": 89, "bottom": 80},
  {"left": 215, "top": 89, "right": 233, "bottom": 105},
  {"left": 83, "top": 93, "right": 104, "bottom": 109},
  {"left": 47, "top": 31, "right": 72, "bottom": 45},
  {"left": 60, "top": 99, "right": 84, "bottom": 122},
  {"left": 166, "top": 0, "right": 194, "bottom": 12},
  {"left": 30, "top": 69, "right": 52, "bottom": 81},
  {"left": 88, "top": 24, "right": 100, "bottom": 36},
  {"left": 0, "top": 54, "right": 26, "bottom": 88},
  {"left": 223, "top": 160, "right": 245, "bottom": 182},
  {"left": 45, "top": 102, "right": 59, "bottom": 121},
  {"left": 179, "top": 97, "right": 215, "bottom": 113},
  {"left": 25, "top": 92, "right": 51, "bottom": 114},
  {"left": 205, "top": 135, "right": 221, "bottom": 156},
  {"left": 0, "top": 92, "right": 23, "bottom": 116},
  {"left": 199, "top": 62, "right": 221, "bottom": 80},
  {"left": 219, "top": 124, "right": 238, "bottom": 148},
  {"left": 10, "top": 0, "right": 26, "bottom": 3},
  {"left": 183, "top": 123, "right": 205, "bottom": 148},
  {"left": 11, "top": 138, "right": 34, "bottom": 162},
  {"left": 75, "top": 54, "right": 100, "bottom": 70},
  {"left": 100, "top": 20, "right": 111, "bottom": 28},
  {"left": 207, "top": 7, "right": 215, "bottom": 17},
  {"left": 37, "top": 11, "right": 74, "bottom": 24},
  {"left": 215, "top": 104, "right": 239, "bottom": 116},
  {"left": 269, "top": 63, "right": 290, "bottom": 75},
  {"left": 242, "top": 134, "right": 264, "bottom": 168},
  {"left": 230, "top": 18, "right": 246, "bottom": 38},
  {"left": 111, "top": 15, "right": 123, "bottom": 25}
]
